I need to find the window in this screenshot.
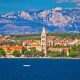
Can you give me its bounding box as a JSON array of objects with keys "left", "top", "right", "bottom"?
[
  {"left": 42, "top": 36, "right": 45, "bottom": 38},
  {"left": 50, "top": 42, "right": 52, "bottom": 46}
]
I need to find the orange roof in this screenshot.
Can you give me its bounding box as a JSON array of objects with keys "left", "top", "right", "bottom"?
[
  {"left": 46, "top": 36, "right": 56, "bottom": 41},
  {"left": 12, "top": 45, "right": 23, "bottom": 49},
  {"left": 32, "top": 44, "right": 40, "bottom": 46},
  {"left": 33, "top": 40, "right": 40, "bottom": 42}
]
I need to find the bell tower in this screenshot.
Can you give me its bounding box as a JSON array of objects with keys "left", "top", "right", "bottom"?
[{"left": 41, "top": 27, "right": 47, "bottom": 54}]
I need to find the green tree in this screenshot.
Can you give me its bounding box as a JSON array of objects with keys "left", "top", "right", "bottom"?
[
  {"left": 69, "top": 51, "right": 79, "bottom": 57},
  {"left": 26, "top": 51, "right": 32, "bottom": 57},
  {"left": 0, "top": 48, "right": 6, "bottom": 57},
  {"left": 29, "top": 47, "right": 37, "bottom": 57},
  {"left": 22, "top": 48, "right": 27, "bottom": 55},
  {"left": 46, "top": 50, "right": 52, "bottom": 57},
  {"left": 60, "top": 50, "right": 66, "bottom": 57},
  {"left": 22, "top": 48, "right": 32, "bottom": 57},
  {"left": 71, "top": 44, "right": 77, "bottom": 51},
  {"left": 12, "top": 50, "right": 21, "bottom": 57},
  {"left": 29, "top": 47, "right": 45, "bottom": 57},
  {"left": 38, "top": 51, "right": 45, "bottom": 57},
  {"left": 47, "top": 50, "right": 59, "bottom": 57},
  {"left": 47, "top": 50, "right": 65, "bottom": 57},
  {"left": 77, "top": 45, "right": 80, "bottom": 53}
]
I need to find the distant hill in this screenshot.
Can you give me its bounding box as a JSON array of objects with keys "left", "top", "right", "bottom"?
[{"left": 0, "top": 8, "right": 80, "bottom": 34}]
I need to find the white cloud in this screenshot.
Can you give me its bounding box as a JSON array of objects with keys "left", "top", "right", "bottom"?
[
  {"left": 57, "top": 0, "right": 80, "bottom": 3},
  {"left": 57, "top": 0, "right": 80, "bottom": 7}
]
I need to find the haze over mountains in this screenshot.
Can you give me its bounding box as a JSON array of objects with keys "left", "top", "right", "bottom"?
[{"left": 0, "top": 8, "right": 80, "bottom": 34}]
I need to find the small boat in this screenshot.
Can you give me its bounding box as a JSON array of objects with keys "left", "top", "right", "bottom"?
[{"left": 22, "top": 64, "right": 31, "bottom": 67}]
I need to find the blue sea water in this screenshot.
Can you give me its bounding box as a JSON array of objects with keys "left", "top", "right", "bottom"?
[{"left": 0, "top": 58, "right": 80, "bottom": 80}]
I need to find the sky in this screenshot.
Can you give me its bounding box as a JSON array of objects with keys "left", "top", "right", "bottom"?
[{"left": 0, "top": 0, "right": 79, "bottom": 14}]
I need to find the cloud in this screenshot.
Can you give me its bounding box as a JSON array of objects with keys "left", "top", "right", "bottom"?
[
  {"left": 57, "top": 0, "right": 80, "bottom": 7},
  {"left": 57, "top": 0, "right": 80, "bottom": 3}
]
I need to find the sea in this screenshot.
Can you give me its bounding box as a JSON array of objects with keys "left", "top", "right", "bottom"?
[{"left": 0, "top": 58, "right": 80, "bottom": 80}]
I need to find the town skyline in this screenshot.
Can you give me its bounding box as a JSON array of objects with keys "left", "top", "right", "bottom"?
[{"left": 0, "top": 27, "right": 80, "bottom": 58}]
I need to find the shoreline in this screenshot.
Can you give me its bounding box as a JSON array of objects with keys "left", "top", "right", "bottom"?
[{"left": 0, "top": 57, "right": 80, "bottom": 59}]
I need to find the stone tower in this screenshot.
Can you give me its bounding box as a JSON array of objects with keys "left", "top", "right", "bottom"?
[{"left": 41, "top": 27, "right": 47, "bottom": 54}]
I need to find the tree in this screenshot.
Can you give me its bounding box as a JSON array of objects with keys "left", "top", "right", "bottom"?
[
  {"left": 47, "top": 50, "right": 59, "bottom": 57},
  {"left": 47, "top": 50, "right": 65, "bottom": 57},
  {"left": 52, "top": 51, "right": 61, "bottom": 57},
  {"left": 29, "top": 47, "right": 37, "bottom": 57},
  {"left": 29, "top": 47, "right": 45, "bottom": 57},
  {"left": 26, "top": 51, "right": 32, "bottom": 57},
  {"left": 69, "top": 51, "right": 79, "bottom": 57},
  {"left": 71, "top": 44, "right": 77, "bottom": 51},
  {"left": 0, "top": 48, "right": 6, "bottom": 57},
  {"left": 21, "top": 48, "right": 28, "bottom": 55},
  {"left": 60, "top": 50, "right": 66, "bottom": 57},
  {"left": 32, "top": 51, "right": 38, "bottom": 57},
  {"left": 12, "top": 50, "right": 21, "bottom": 57},
  {"left": 38, "top": 51, "right": 45, "bottom": 57},
  {"left": 46, "top": 50, "right": 52, "bottom": 57},
  {"left": 19, "top": 47, "right": 35, "bottom": 57},
  {"left": 22, "top": 50, "right": 32, "bottom": 57},
  {"left": 77, "top": 45, "right": 80, "bottom": 53}
]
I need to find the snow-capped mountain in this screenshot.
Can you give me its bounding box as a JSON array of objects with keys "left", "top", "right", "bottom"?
[{"left": 0, "top": 8, "right": 80, "bottom": 34}]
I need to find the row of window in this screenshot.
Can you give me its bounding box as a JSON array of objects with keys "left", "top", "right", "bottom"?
[{"left": 41, "top": 36, "right": 46, "bottom": 38}]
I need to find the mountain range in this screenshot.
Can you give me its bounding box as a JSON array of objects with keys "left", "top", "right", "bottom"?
[{"left": 0, "top": 8, "right": 80, "bottom": 34}]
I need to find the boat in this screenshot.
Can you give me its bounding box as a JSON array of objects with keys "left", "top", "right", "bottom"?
[{"left": 22, "top": 64, "right": 31, "bottom": 67}]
